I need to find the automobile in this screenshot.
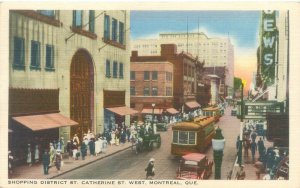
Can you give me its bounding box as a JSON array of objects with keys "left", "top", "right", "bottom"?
[
  {"left": 176, "top": 153, "right": 213, "bottom": 180},
  {"left": 156, "top": 122, "right": 168, "bottom": 131}
]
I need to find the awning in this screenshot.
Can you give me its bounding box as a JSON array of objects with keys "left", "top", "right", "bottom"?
[
  {"left": 166, "top": 108, "right": 179, "bottom": 115},
  {"left": 141, "top": 108, "right": 163, "bottom": 115},
  {"left": 106, "top": 106, "right": 138, "bottom": 116},
  {"left": 12, "top": 113, "right": 78, "bottom": 131},
  {"left": 185, "top": 101, "right": 200, "bottom": 109}
]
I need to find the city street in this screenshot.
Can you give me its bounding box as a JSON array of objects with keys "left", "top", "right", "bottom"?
[{"left": 55, "top": 106, "right": 240, "bottom": 179}]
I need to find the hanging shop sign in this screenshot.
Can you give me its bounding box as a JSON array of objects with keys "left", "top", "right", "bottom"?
[{"left": 260, "top": 10, "right": 278, "bottom": 86}]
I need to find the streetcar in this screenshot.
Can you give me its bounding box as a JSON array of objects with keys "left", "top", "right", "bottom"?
[
  {"left": 202, "top": 106, "right": 222, "bottom": 122},
  {"left": 171, "top": 116, "right": 216, "bottom": 156}
]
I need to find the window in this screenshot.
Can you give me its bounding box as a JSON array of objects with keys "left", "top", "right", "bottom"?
[
  {"left": 13, "top": 37, "right": 25, "bottom": 69},
  {"left": 119, "top": 63, "right": 124, "bottom": 79},
  {"left": 166, "top": 72, "right": 173, "bottom": 81},
  {"left": 130, "top": 71, "right": 135, "bottom": 80},
  {"left": 152, "top": 71, "right": 158, "bottom": 80},
  {"left": 130, "top": 87, "right": 135, "bottom": 96},
  {"left": 39, "top": 10, "right": 55, "bottom": 17},
  {"left": 119, "top": 21, "right": 124, "bottom": 44},
  {"left": 184, "top": 64, "right": 187, "bottom": 76},
  {"left": 152, "top": 87, "right": 158, "bottom": 96},
  {"left": 31, "top": 40, "right": 41, "bottom": 69},
  {"left": 105, "top": 60, "right": 111, "bottom": 77},
  {"left": 89, "top": 10, "right": 95, "bottom": 33},
  {"left": 113, "top": 61, "right": 118, "bottom": 78},
  {"left": 144, "top": 71, "right": 150, "bottom": 80},
  {"left": 45, "top": 44, "right": 54, "bottom": 70},
  {"left": 104, "top": 15, "right": 110, "bottom": 40},
  {"left": 112, "top": 18, "right": 118, "bottom": 41},
  {"left": 73, "top": 10, "right": 82, "bottom": 28},
  {"left": 144, "top": 87, "right": 150, "bottom": 96},
  {"left": 173, "top": 131, "right": 196, "bottom": 145},
  {"left": 166, "top": 87, "right": 172, "bottom": 96}
]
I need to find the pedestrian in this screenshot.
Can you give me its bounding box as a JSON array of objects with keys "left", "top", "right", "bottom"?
[
  {"left": 73, "top": 134, "right": 80, "bottom": 145},
  {"left": 235, "top": 165, "right": 246, "bottom": 180},
  {"left": 49, "top": 143, "right": 55, "bottom": 166},
  {"left": 126, "top": 127, "right": 131, "bottom": 142},
  {"left": 66, "top": 140, "right": 72, "bottom": 158},
  {"left": 58, "top": 137, "right": 65, "bottom": 153},
  {"left": 243, "top": 137, "right": 250, "bottom": 158},
  {"left": 81, "top": 141, "right": 87, "bottom": 160},
  {"left": 26, "top": 144, "right": 32, "bottom": 167},
  {"left": 89, "top": 137, "right": 95, "bottom": 156},
  {"left": 111, "top": 130, "right": 116, "bottom": 145},
  {"left": 257, "top": 137, "right": 265, "bottom": 161},
  {"left": 34, "top": 144, "right": 39, "bottom": 163},
  {"left": 72, "top": 142, "right": 79, "bottom": 160},
  {"left": 42, "top": 150, "right": 50, "bottom": 175},
  {"left": 236, "top": 136, "right": 240, "bottom": 155},
  {"left": 145, "top": 158, "right": 155, "bottom": 179},
  {"left": 54, "top": 149, "right": 62, "bottom": 172},
  {"left": 250, "top": 130, "right": 257, "bottom": 142},
  {"left": 115, "top": 129, "right": 120, "bottom": 146},
  {"left": 250, "top": 140, "right": 257, "bottom": 163},
  {"left": 120, "top": 129, "right": 126, "bottom": 144},
  {"left": 263, "top": 122, "right": 267, "bottom": 140},
  {"left": 8, "top": 151, "right": 14, "bottom": 176},
  {"left": 95, "top": 138, "right": 102, "bottom": 156},
  {"left": 102, "top": 137, "right": 108, "bottom": 154}
]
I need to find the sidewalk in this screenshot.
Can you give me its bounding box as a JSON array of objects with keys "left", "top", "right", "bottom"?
[
  {"left": 10, "top": 142, "right": 133, "bottom": 179},
  {"left": 231, "top": 138, "right": 273, "bottom": 180}
]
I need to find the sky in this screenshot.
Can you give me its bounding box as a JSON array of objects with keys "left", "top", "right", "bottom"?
[{"left": 130, "top": 11, "right": 262, "bottom": 91}]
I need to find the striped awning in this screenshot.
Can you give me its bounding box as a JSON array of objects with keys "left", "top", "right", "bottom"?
[
  {"left": 141, "top": 108, "right": 163, "bottom": 115},
  {"left": 106, "top": 106, "right": 138, "bottom": 116},
  {"left": 185, "top": 101, "right": 201, "bottom": 109},
  {"left": 166, "top": 108, "right": 179, "bottom": 114}
]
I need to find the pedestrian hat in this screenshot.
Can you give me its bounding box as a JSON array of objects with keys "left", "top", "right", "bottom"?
[
  {"left": 56, "top": 149, "right": 61, "bottom": 153},
  {"left": 149, "top": 158, "right": 155, "bottom": 162}
]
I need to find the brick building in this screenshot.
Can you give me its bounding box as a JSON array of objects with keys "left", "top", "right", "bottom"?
[{"left": 131, "top": 44, "right": 203, "bottom": 114}]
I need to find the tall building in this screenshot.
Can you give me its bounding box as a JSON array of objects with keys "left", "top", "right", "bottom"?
[
  {"left": 9, "top": 10, "right": 131, "bottom": 160},
  {"left": 131, "top": 32, "right": 234, "bottom": 96}
]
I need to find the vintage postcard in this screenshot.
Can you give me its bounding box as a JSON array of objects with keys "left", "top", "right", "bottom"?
[{"left": 0, "top": 1, "right": 300, "bottom": 188}]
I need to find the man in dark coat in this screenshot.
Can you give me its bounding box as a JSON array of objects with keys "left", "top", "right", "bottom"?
[
  {"left": 88, "top": 138, "right": 95, "bottom": 156},
  {"left": 81, "top": 141, "right": 87, "bottom": 160},
  {"left": 42, "top": 150, "right": 50, "bottom": 175},
  {"left": 145, "top": 158, "right": 155, "bottom": 179},
  {"left": 250, "top": 140, "right": 257, "bottom": 163},
  {"left": 257, "top": 137, "right": 265, "bottom": 160}
]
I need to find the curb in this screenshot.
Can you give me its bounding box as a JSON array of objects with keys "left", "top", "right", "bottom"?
[{"left": 49, "top": 144, "right": 133, "bottom": 179}]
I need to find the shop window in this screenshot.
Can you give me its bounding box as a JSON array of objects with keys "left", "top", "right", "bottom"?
[
  {"left": 30, "top": 40, "right": 41, "bottom": 70},
  {"left": 13, "top": 37, "right": 25, "bottom": 70},
  {"left": 112, "top": 18, "right": 118, "bottom": 41},
  {"left": 45, "top": 44, "right": 55, "bottom": 71},
  {"left": 104, "top": 15, "right": 110, "bottom": 40},
  {"left": 130, "top": 71, "right": 135, "bottom": 80},
  {"left": 119, "top": 21, "right": 124, "bottom": 44},
  {"left": 106, "top": 59, "right": 111, "bottom": 77},
  {"left": 73, "top": 10, "right": 83, "bottom": 28},
  {"left": 152, "top": 71, "right": 158, "bottom": 80},
  {"left": 113, "top": 61, "right": 118, "bottom": 78},
  {"left": 89, "top": 10, "right": 95, "bottom": 33},
  {"left": 119, "top": 63, "right": 124, "bottom": 79}
]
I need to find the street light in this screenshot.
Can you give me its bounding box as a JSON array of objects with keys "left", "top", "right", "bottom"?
[
  {"left": 151, "top": 103, "right": 155, "bottom": 133},
  {"left": 237, "top": 79, "right": 246, "bottom": 166},
  {"left": 212, "top": 126, "right": 225, "bottom": 179}
]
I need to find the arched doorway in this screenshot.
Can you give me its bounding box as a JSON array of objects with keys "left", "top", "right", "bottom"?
[{"left": 70, "top": 49, "right": 94, "bottom": 141}]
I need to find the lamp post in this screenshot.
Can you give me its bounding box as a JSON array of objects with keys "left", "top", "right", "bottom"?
[
  {"left": 237, "top": 79, "right": 246, "bottom": 166},
  {"left": 151, "top": 103, "right": 155, "bottom": 132},
  {"left": 212, "top": 127, "right": 225, "bottom": 179}
]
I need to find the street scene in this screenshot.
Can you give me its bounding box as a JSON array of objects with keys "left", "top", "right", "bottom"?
[{"left": 7, "top": 9, "right": 289, "bottom": 181}]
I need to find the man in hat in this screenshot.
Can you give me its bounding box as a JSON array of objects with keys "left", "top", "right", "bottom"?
[
  {"left": 42, "top": 150, "right": 50, "bottom": 175},
  {"left": 145, "top": 158, "right": 155, "bottom": 179},
  {"left": 54, "top": 149, "right": 62, "bottom": 172},
  {"left": 235, "top": 165, "right": 246, "bottom": 180}
]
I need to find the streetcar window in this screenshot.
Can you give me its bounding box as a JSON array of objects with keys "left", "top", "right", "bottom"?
[
  {"left": 188, "top": 132, "right": 196, "bottom": 144},
  {"left": 173, "top": 131, "right": 179, "bottom": 143},
  {"left": 179, "top": 131, "right": 188, "bottom": 144}
]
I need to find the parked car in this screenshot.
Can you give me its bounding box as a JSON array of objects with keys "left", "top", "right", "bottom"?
[
  {"left": 176, "top": 153, "right": 213, "bottom": 180},
  {"left": 156, "top": 122, "right": 168, "bottom": 131}
]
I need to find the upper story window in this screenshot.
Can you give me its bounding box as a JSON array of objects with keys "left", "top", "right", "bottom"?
[
  {"left": 112, "top": 18, "right": 118, "bottom": 41},
  {"left": 144, "top": 71, "right": 150, "bottom": 80},
  {"left": 13, "top": 36, "right": 25, "bottom": 70},
  {"left": 119, "top": 63, "right": 124, "bottom": 79},
  {"left": 130, "top": 87, "right": 135, "bottom": 96},
  {"left": 166, "top": 72, "right": 173, "bottom": 81},
  {"left": 39, "top": 10, "right": 55, "bottom": 17},
  {"left": 144, "top": 87, "right": 150, "bottom": 96},
  {"left": 119, "top": 21, "right": 124, "bottom": 44},
  {"left": 73, "top": 10, "right": 83, "bottom": 28},
  {"left": 130, "top": 71, "right": 135, "bottom": 80},
  {"left": 104, "top": 15, "right": 110, "bottom": 40},
  {"left": 152, "top": 71, "right": 158, "bottom": 80},
  {"left": 152, "top": 87, "right": 158, "bottom": 96},
  {"left": 30, "top": 40, "right": 41, "bottom": 70},
  {"left": 113, "top": 61, "right": 118, "bottom": 78},
  {"left": 89, "top": 10, "right": 95, "bottom": 33},
  {"left": 45, "top": 44, "right": 55, "bottom": 71},
  {"left": 106, "top": 59, "right": 111, "bottom": 77}
]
